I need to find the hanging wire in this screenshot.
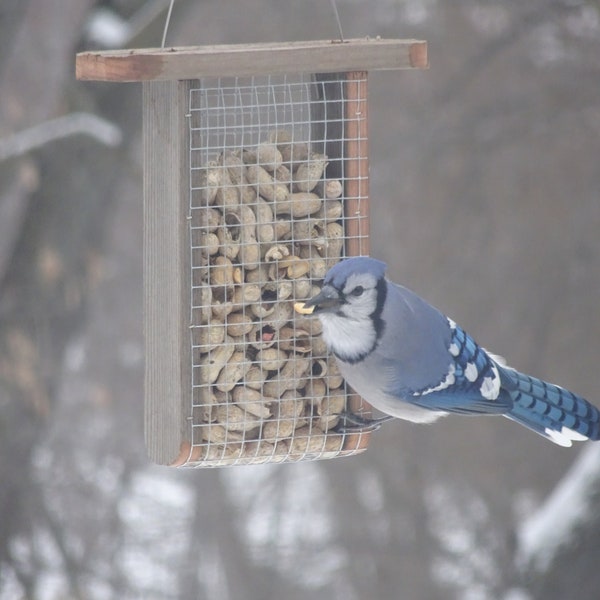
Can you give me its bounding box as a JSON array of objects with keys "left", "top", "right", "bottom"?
[
  {"left": 161, "top": 0, "right": 176, "bottom": 48},
  {"left": 162, "top": 0, "right": 342, "bottom": 47},
  {"left": 329, "top": 0, "right": 345, "bottom": 41}
]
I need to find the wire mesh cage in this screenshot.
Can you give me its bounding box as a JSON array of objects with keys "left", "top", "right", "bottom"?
[
  {"left": 187, "top": 74, "right": 369, "bottom": 466},
  {"left": 75, "top": 39, "right": 428, "bottom": 467}
]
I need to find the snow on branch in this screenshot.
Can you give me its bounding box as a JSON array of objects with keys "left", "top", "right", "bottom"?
[
  {"left": 517, "top": 443, "right": 600, "bottom": 572},
  {"left": 84, "top": 1, "right": 171, "bottom": 48}
]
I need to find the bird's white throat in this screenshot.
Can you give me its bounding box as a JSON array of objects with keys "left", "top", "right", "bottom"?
[{"left": 318, "top": 311, "right": 378, "bottom": 363}]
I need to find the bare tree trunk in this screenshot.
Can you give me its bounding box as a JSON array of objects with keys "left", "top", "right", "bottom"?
[{"left": 0, "top": 0, "right": 110, "bottom": 581}]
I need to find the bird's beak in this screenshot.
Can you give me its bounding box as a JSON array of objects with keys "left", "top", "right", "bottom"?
[{"left": 295, "top": 284, "right": 341, "bottom": 315}]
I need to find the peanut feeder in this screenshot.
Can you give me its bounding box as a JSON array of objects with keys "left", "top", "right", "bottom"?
[{"left": 75, "top": 39, "right": 429, "bottom": 467}]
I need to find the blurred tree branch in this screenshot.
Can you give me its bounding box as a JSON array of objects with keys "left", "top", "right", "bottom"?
[{"left": 0, "top": 113, "right": 122, "bottom": 163}]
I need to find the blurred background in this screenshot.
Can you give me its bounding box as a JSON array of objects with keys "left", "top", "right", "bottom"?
[{"left": 1, "top": 1, "right": 600, "bottom": 598}]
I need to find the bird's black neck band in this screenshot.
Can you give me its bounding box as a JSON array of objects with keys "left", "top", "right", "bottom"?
[{"left": 333, "top": 278, "right": 387, "bottom": 365}]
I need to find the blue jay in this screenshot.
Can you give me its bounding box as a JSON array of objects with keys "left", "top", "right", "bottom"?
[{"left": 296, "top": 257, "right": 600, "bottom": 446}]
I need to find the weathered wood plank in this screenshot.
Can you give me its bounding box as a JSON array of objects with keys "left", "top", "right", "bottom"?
[
  {"left": 76, "top": 38, "right": 428, "bottom": 81},
  {"left": 344, "top": 72, "right": 370, "bottom": 256},
  {"left": 143, "top": 80, "right": 192, "bottom": 465},
  {"left": 343, "top": 72, "right": 373, "bottom": 452}
]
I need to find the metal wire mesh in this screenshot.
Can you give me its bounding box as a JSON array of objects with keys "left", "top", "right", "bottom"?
[{"left": 184, "top": 74, "right": 370, "bottom": 467}]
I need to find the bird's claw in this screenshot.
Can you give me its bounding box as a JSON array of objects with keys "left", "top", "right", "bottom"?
[{"left": 334, "top": 411, "right": 394, "bottom": 434}]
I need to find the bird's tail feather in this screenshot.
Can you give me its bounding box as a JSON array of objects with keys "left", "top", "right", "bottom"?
[{"left": 501, "top": 370, "right": 600, "bottom": 447}]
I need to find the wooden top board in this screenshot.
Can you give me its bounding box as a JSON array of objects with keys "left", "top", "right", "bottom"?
[{"left": 76, "top": 38, "right": 427, "bottom": 82}]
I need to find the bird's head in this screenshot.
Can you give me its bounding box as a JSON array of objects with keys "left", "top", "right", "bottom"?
[{"left": 296, "top": 257, "right": 388, "bottom": 363}]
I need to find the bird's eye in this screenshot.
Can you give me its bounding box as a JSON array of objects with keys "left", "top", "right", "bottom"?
[{"left": 351, "top": 286, "right": 364, "bottom": 297}]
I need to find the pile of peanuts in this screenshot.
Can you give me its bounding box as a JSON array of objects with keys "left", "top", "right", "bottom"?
[{"left": 190, "top": 130, "right": 354, "bottom": 465}]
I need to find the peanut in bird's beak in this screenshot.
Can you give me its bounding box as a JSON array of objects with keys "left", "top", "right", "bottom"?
[
  {"left": 294, "top": 302, "right": 315, "bottom": 315},
  {"left": 295, "top": 284, "right": 341, "bottom": 315}
]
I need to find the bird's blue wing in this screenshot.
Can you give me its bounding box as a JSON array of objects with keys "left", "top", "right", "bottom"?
[
  {"left": 399, "top": 320, "right": 512, "bottom": 415},
  {"left": 389, "top": 318, "right": 599, "bottom": 444}
]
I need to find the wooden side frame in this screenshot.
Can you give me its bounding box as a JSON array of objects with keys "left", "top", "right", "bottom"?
[
  {"left": 143, "top": 80, "right": 192, "bottom": 465},
  {"left": 345, "top": 72, "right": 370, "bottom": 256},
  {"left": 342, "top": 71, "right": 372, "bottom": 454}
]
